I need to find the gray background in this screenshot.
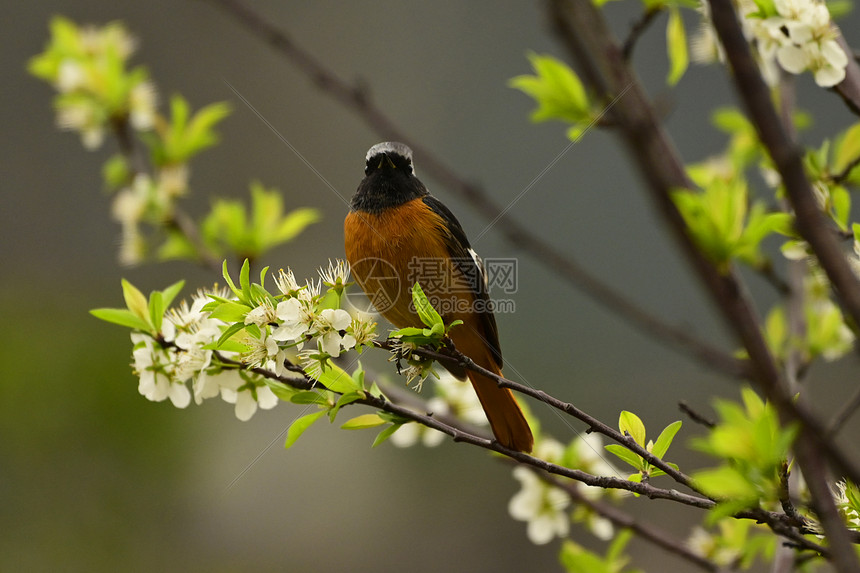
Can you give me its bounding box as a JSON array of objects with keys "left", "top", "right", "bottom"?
[{"left": 3, "top": 1, "right": 858, "bottom": 571}]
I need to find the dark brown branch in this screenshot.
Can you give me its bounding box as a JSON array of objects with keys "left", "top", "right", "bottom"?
[
  {"left": 213, "top": 346, "right": 827, "bottom": 556},
  {"left": 652, "top": 0, "right": 860, "bottom": 567},
  {"left": 201, "top": 0, "right": 748, "bottom": 382},
  {"left": 378, "top": 339, "right": 696, "bottom": 490},
  {"left": 546, "top": 0, "right": 860, "bottom": 486},
  {"left": 217, "top": 350, "right": 715, "bottom": 507}
]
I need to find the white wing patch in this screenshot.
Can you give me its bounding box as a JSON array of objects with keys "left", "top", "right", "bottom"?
[{"left": 468, "top": 248, "right": 489, "bottom": 291}]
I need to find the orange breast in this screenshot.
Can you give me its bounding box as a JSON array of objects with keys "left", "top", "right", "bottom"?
[{"left": 344, "top": 198, "right": 473, "bottom": 329}]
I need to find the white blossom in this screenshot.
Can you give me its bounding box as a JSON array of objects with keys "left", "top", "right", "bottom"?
[
  {"left": 694, "top": 0, "right": 847, "bottom": 87},
  {"left": 274, "top": 268, "right": 301, "bottom": 296},
  {"left": 272, "top": 297, "right": 315, "bottom": 343},
  {"left": 245, "top": 298, "right": 278, "bottom": 327},
  {"left": 508, "top": 465, "right": 570, "bottom": 544},
  {"left": 131, "top": 334, "right": 191, "bottom": 408},
  {"left": 319, "top": 259, "right": 351, "bottom": 289},
  {"left": 221, "top": 381, "right": 279, "bottom": 421},
  {"left": 128, "top": 80, "right": 157, "bottom": 130},
  {"left": 316, "top": 308, "right": 354, "bottom": 356}
]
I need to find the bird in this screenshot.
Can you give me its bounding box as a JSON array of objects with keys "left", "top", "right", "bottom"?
[{"left": 344, "top": 141, "right": 533, "bottom": 452}]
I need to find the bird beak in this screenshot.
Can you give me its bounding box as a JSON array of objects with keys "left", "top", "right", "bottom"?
[{"left": 377, "top": 154, "right": 396, "bottom": 169}]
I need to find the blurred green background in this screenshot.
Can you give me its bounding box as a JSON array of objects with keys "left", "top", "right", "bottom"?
[{"left": 3, "top": 1, "right": 860, "bottom": 571}]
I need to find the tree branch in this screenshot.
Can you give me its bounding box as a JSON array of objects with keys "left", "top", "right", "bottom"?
[
  {"left": 376, "top": 338, "right": 696, "bottom": 489},
  {"left": 201, "top": 0, "right": 748, "bottom": 382},
  {"left": 534, "top": 468, "right": 721, "bottom": 572},
  {"left": 540, "top": 0, "right": 860, "bottom": 564},
  {"left": 212, "top": 346, "right": 830, "bottom": 558},
  {"left": 219, "top": 349, "right": 717, "bottom": 507}
]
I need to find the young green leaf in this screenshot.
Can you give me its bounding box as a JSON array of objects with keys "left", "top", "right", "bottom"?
[
  {"left": 90, "top": 308, "right": 154, "bottom": 331},
  {"left": 666, "top": 7, "right": 688, "bottom": 86},
  {"left": 284, "top": 411, "right": 326, "bottom": 449},
  {"left": 341, "top": 413, "right": 387, "bottom": 430},
  {"left": 122, "top": 279, "right": 150, "bottom": 325},
  {"left": 412, "top": 283, "right": 443, "bottom": 328},
  {"left": 372, "top": 424, "right": 402, "bottom": 447},
  {"left": 604, "top": 444, "right": 644, "bottom": 470},
  {"left": 148, "top": 289, "right": 164, "bottom": 333},
  {"left": 651, "top": 420, "right": 682, "bottom": 459},
  {"left": 619, "top": 410, "right": 647, "bottom": 446},
  {"left": 310, "top": 362, "right": 361, "bottom": 394}
]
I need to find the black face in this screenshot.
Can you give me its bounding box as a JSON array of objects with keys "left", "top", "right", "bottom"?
[
  {"left": 351, "top": 143, "right": 428, "bottom": 214},
  {"left": 364, "top": 149, "right": 414, "bottom": 176}
]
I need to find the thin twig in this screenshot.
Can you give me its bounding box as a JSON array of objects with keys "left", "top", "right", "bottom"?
[
  {"left": 827, "top": 383, "right": 860, "bottom": 436},
  {"left": 533, "top": 467, "right": 721, "bottom": 572},
  {"left": 201, "top": 0, "right": 748, "bottom": 382},
  {"left": 829, "top": 153, "right": 860, "bottom": 184},
  {"left": 377, "top": 339, "right": 696, "bottom": 490},
  {"left": 678, "top": 401, "right": 716, "bottom": 428},
  {"left": 211, "top": 346, "right": 828, "bottom": 556},
  {"left": 217, "top": 349, "right": 716, "bottom": 506},
  {"left": 622, "top": 8, "right": 661, "bottom": 61}
]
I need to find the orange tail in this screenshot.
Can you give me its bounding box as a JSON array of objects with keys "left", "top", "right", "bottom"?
[{"left": 468, "top": 366, "right": 533, "bottom": 452}]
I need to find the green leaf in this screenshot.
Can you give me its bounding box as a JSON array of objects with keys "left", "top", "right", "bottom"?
[
  {"left": 90, "top": 308, "right": 153, "bottom": 331},
  {"left": 651, "top": 420, "right": 682, "bottom": 459},
  {"left": 121, "top": 279, "right": 150, "bottom": 325},
  {"left": 273, "top": 207, "right": 321, "bottom": 244},
  {"left": 509, "top": 52, "right": 591, "bottom": 126},
  {"left": 694, "top": 466, "right": 758, "bottom": 499},
  {"left": 284, "top": 411, "right": 325, "bottom": 449},
  {"left": 216, "top": 321, "right": 248, "bottom": 348},
  {"left": 341, "top": 413, "right": 387, "bottom": 430},
  {"left": 831, "top": 184, "right": 851, "bottom": 229},
  {"left": 372, "top": 424, "right": 402, "bottom": 447},
  {"left": 222, "top": 260, "right": 240, "bottom": 297},
  {"left": 666, "top": 7, "right": 688, "bottom": 86},
  {"left": 827, "top": 0, "right": 853, "bottom": 19},
  {"left": 263, "top": 378, "right": 300, "bottom": 401},
  {"left": 148, "top": 289, "right": 164, "bottom": 333},
  {"left": 390, "top": 326, "right": 426, "bottom": 337},
  {"left": 208, "top": 300, "right": 251, "bottom": 323},
  {"left": 412, "top": 283, "right": 442, "bottom": 328},
  {"left": 157, "top": 230, "right": 198, "bottom": 262},
  {"left": 329, "top": 391, "right": 365, "bottom": 420},
  {"left": 605, "top": 444, "right": 644, "bottom": 470},
  {"left": 619, "top": 410, "right": 646, "bottom": 446},
  {"left": 102, "top": 154, "right": 130, "bottom": 189},
  {"left": 311, "top": 362, "right": 361, "bottom": 394},
  {"left": 239, "top": 258, "right": 252, "bottom": 303}
]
